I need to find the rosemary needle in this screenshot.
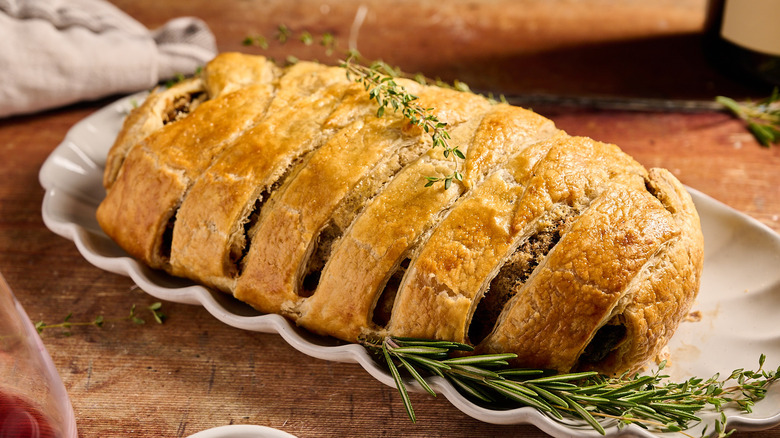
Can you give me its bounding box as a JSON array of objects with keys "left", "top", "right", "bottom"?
[{"left": 361, "top": 336, "right": 779, "bottom": 435}]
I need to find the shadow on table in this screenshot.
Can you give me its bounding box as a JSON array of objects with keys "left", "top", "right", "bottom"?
[{"left": 434, "top": 33, "right": 767, "bottom": 104}]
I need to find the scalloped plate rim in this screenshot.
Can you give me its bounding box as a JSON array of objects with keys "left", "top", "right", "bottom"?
[{"left": 39, "top": 93, "right": 780, "bottom": 437}]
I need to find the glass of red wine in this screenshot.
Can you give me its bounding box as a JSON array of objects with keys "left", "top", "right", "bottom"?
[{"left": 0, "top": 274, "right": 77, "bottom": 438}]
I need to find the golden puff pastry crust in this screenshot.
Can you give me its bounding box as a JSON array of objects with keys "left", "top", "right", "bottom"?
[{"left": 97, "top": 52, "right": 703, "bottom": 374}]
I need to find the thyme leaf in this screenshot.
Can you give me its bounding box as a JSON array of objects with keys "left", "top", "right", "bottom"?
[
  {"left": 341, "top": 54, "right": 464, "bottom": 189},
  {"left": 35, "top": 302, "right": 166, "bottom": 335},
  {"left": 242, "top": 35, "right": 269, "bottom": 50},
  {"left": 717, "top": 88, "right": 780, "bottom": 147},
  {"left": 243, "top": 25, "right": 337, "bottom": 57},
  {"left": 275, "top": 24, "right": 292, "bottom": 44},
  {"left": 240, "top": 29, "right": 478, "bottom": 188},
  {"left": 362, "top": 336, "right": 778, "bottom": 435}
]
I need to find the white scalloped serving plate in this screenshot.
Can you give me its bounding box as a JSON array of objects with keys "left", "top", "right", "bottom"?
[{"left": 39, "top": 94, "right": 780, "bottom": 437}]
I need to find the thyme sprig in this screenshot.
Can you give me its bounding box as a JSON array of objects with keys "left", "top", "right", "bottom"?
[
  {"left": 242, "top": 24, "right": 337, "bottom": 57},
  {"left": 362, "top": 336, "right": 778, "bottom": 436},
  {"left": 717, "top": 88, "right": 780, "bottom": 147},
  {"left": 341, "top": 55, "right": 464, "bottom": 189},
  {"left": 242, "top": 28, "right": 479, "bottom": 188},
  {"left": 34, "top": 303, "right": 165, "bottom": 335}
]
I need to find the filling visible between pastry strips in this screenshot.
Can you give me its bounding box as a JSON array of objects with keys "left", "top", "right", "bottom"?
[
  {"left": 468, "top": 204, "right": 578, "bottom": 344},
  {"left": 234, "top": 81, "right": 445, "bottom": 314},
  {"left": 96, "top": 53, "right": 704, "bottom": 376},
  {"left": 167, "top": 62, "right": 353, "bottom": 292},
  {"left": 161, "top": 91, "right": 207, "bottom": 126},
  {"left": 292, "top": 112, "right": 491, "bottom": 340},
  {"left": 292, "top": 114, "right": 435, "bottom": 300}
]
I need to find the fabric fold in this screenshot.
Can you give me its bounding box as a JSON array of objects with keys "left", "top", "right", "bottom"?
[{"left": 0, "top": 0, "right": 217, "bottom": 118}]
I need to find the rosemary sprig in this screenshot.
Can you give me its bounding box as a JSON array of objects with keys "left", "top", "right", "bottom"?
[
  {"left": 341, "top": 54, "right": 464, "bottom": 189},
  {"left": 362, "top": 336, "right": 778, "bottom": 435},
  {"left": 717, "top": 88, "right": 780, "bottom": 147},
  {"left": 34, "top": 303, "right": 166, "bottom": 335}
]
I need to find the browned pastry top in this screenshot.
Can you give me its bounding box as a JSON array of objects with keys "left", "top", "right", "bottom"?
[{"left": 97, "top": 52, "right": 703, "bottom": 374}]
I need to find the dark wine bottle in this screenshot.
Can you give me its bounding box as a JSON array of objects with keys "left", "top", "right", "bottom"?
[{"left": 704, "top": 0, "right": 780, "bottom": 89}]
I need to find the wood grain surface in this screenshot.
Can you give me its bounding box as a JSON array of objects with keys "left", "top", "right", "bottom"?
[{"left": 1, "top": 1, "right": 779, "bottom": 437}]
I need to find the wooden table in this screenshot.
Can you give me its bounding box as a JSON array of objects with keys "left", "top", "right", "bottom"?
[{"left": 1, "top": 1, "right": 779, "bottom": 436}]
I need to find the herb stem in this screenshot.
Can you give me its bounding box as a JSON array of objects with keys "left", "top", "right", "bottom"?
[
  {"left": 717, "top": 88, "right": 780, "bottom": 146},
  {"left": 340, "top": 54, "right": 465, "bottom": 189},
  {"left": 35, "top": 303, "right": 165, "bottom": 334},
  {"left": 362, "top": 336, "right": 778, "bottom": 435}
]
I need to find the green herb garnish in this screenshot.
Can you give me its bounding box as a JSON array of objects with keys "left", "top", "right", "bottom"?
[
  {"left": 243, "top": 26, "right": 336, "bottom": 56},
  {"left": 320, "top": 32, "right": 337, "bottom": 56},
  {"left": 341, "top": 54, "right": 464, "bottom": 189},
  {"left": 362, "top": 336, "right": 778, "bottom": 436},
  {"left": 164, "top": 73, "right": 186, "bottom": 89},
  {"left": 242, "top": 34, "right": 269, "bottom": 50},
  {"left": 35, "top": 302, "right": 166, "bottom": 335},
  {"left": 299, "top": 31, "right": 314, "bottom": 46},
  {"left": 240, "top": 29, "right": 474, "bottom": 188},
  {"left": 717, "top": 88, "right": 780, "bottom": 147},
  {"left": 275, "top": 24, "right": 292, "bottom": 44}
]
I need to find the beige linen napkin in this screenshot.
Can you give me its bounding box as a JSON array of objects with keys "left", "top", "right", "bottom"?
[{"left": 0, "top": 0, "right": 217, "bottom": 118}]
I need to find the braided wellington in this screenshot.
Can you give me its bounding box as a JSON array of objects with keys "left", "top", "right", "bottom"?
[{"left": 97, "top": 52, "right": 703, "bottom": 374}]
